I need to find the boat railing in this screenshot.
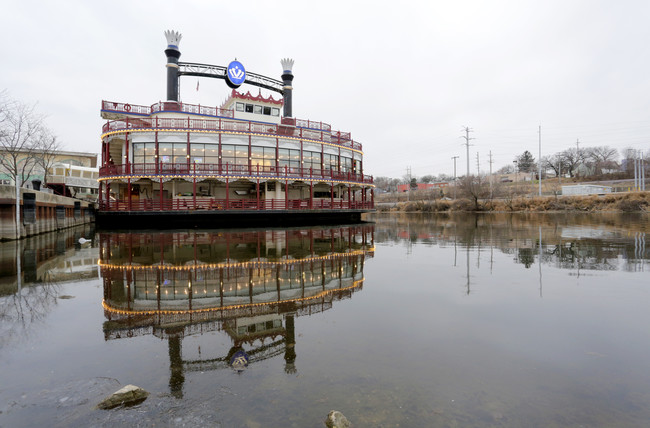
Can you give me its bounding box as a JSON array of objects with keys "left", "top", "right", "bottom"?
[
  {"left": 98, "top": 198, "right": 374, "bottom": 212},
  {"left": 102, "top": 101, "right": 362, "bottom": 151},
  {"left": 100, "top": 163, "right": 373, "bottom": 185}
]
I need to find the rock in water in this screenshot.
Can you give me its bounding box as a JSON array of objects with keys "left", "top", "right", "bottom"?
[
  {"left": 325, "top": 410, "right": 351, "bottom": 428},
  {"left": 97, "top": 384, "right": 149, "bottom": 410}
]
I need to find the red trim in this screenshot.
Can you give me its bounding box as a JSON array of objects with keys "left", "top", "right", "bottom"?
[
  {"left": 98, "top": 198, "right": 373, "bottom": 212},
  {"left": 225, "top": 89, "right": 283, "bottom": 106}
]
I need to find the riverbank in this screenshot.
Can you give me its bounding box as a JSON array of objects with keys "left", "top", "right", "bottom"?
[{"left": 378, "top": 191, "right": 650, "bottom": 213}]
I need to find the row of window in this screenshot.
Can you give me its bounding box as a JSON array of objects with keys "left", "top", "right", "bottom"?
[
  {"left": 126, "top": 259, "right": 361, "bottom": 300},
  {"left": 132, "top": 143, "right": 357, "bottom": 172},
  {"left": 236, "top": 102, "right": 280, "bottom": 117}
]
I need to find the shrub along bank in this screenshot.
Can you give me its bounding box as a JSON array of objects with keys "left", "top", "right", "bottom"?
[{"left": 379, "top": 192, "right": 650, "bottom": 213}]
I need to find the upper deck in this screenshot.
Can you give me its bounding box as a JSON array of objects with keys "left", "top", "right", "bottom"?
[{"left": 101, "top": 100, "right": 363, "bottom": 152}]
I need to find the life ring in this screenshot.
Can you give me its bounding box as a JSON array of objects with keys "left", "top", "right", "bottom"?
[{"left": 124, "top": 104, "right": 131, "bottom": 112}]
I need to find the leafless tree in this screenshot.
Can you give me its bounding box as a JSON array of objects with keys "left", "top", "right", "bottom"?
[
  {"left": 584, "top": 146, "right": 618, "bottom": 176},
  {"left": 0, "top": 92, "right": 45, "bottom": 186},
  {"left": 559, "top": 148, "right": 584, "bottom": 178},
  {"left": 620, "top": 147, "right": 637, "bottom": 176},
  {"left": 542, "top": 154, "right": 562, "bottom": 177},
  {"left": 0, "top": 91, "right": 55, "bottom": 239},
  {"left": 496, "top": 164, "right": 515, "bottom": 174},
  {"left": 33, "top": 131, "right": 63, "bottom": 186},
  {"left": 457, "top": 174, "right": 491, "bottom": 211}
]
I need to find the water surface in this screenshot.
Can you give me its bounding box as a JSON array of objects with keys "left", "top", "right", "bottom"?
[{"left": 0, "top": 213, "right": 648, "bottom": 427}]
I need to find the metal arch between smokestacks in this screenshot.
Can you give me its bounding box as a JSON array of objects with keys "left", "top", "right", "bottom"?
[{"left": 178, "top": 62, "right": 285, "bottom": 95}]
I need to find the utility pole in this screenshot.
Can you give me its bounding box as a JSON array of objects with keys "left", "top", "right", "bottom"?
[
  {"left": 538, "top": 125, "right": 542, "bottom": 197},
  {"left": 634, "top": 151, "right": 645, "bottom": 191},
  {"left": 575, "top": 139, "right": 581, "bottom": 179},
  {"left": 476, "top": 152, "right": 480, "bottom": 175},
  {"left": 461, "top": 127, "right": 474, "bottom": 177},
  {"left": 451, "top": 156, "right": 459, "bottom": 199},
  {"left": 640, "top": 152, "right": 645, "bottom": 192},
  {"left": 488, "top": 151, "right": 494, "bottom": 199},
  {"left": 634, "top": 153, "right": 639, "bottom": 190},
  {"left": 406, "top": 166, "right": 411, "bottom": 201}
]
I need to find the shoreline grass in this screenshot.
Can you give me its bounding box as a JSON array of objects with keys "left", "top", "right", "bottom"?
[{"left": 377, "top": 192, "right": 650, "bottom": 213}]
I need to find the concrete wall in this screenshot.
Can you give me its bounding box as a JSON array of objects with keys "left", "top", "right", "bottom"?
[
  {"left": 0, "top": 185, "right": 95, "bottom": 241},
  {"left": 561, "top": 185, "right": 613, "bottom": 196}
]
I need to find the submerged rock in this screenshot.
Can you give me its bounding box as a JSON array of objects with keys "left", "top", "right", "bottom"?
[
  {"left": 325, "top": 410, "right": 351, "bottom": 428},
  {"left": 97, "top": 384, "right": 149, "bottom": 410}
]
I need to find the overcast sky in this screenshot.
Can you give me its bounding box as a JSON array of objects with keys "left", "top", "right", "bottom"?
[{"left": 3, "top": 0, "right": 650, "bottom": 178}]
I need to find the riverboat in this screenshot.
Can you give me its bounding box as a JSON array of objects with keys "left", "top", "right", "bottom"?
[{"left": 97, "top": 31, "right": 374, "bottom": 228}]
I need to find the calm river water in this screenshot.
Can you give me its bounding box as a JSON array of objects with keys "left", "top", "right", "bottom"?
[{"left": 0, "top": 213, "right": 649, "bottom": 427}]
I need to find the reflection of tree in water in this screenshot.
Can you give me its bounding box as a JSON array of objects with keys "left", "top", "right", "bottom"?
[
  {"left": 373, "top": 212, "right": 648, "bottom": 271},
  {"left": 0, "top": 224, "right": 97, "bottom": 352},
  {"left": 517, "top": 248, "right": 536, "bottom": 268},
  {"left": 0, "top": 278, "right": 61, "bottom": 352}
]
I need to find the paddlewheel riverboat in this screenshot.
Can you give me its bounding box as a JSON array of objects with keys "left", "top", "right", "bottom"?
[{"left": 97, "top": 31, "right": 374, "bottom": 228}]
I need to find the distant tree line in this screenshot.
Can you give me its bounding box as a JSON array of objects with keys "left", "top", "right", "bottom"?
[{"left": 375, "top": 144, "right": 648, "bottom": 194}]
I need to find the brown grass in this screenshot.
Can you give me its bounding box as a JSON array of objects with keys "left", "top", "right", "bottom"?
[{"left": 389, "top": 192, "right": 650, "bottom": 213}]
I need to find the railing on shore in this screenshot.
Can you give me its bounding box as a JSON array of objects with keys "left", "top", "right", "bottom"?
[
  {"left": 101, "top": 101, "right": 361, "bottom": 151},
  {"left": 99, "top": 198, "right": 374, "bottom": 212},
  {"left": 99, "top": 163, "right": 374, "bottom": 185}
]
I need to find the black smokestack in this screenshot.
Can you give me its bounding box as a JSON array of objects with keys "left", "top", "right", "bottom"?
[
  {"left": 280, "top": 58, "right": 294, "bottom": 117},
  {"left": 164, "top": 30, "right": 182, "bottom": 102}
]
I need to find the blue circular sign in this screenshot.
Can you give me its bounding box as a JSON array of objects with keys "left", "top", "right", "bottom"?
[
  {"left": 229, "top": 349, "right": 249, "bottom": 371},
  {"left": 226, "top": 60, "right": 246, "bottom": 88}
]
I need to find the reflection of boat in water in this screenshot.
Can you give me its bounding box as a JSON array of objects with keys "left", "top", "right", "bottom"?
[
  {"left": 100, "top": 225, "right": 374, "bottom": 396},
  {"left": 0, "top": 224, "right": 98, "bottom": 296}
]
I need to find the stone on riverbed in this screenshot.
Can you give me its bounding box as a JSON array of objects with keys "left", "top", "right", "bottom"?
[
  {"left": 325, "top": 410, "right": 351, "bottom": 428},
  {"left": 97, "top": 384, "right": 149, "bottom": 410}
]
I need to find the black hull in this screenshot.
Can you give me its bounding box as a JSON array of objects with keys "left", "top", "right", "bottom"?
[{"left": 96, "top": 209, "right": 374, "bottom": 230}]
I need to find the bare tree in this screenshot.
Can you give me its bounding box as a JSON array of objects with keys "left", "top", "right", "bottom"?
[
  {"left": 584, "top": 146, "right": 618, "bottom": 176},
  {"left": 542, "top": 154, "right": 561, "bottom": 177},
  {"left": 33, "top": 131, "right": 62, "bottom": 187},
  {"left": 559, "top": 148, "right": 584, "bottom": 178},
  {"left": 457, "top": 174, "right": 491, "bottom": 211},
  {"left": 496, "top": 164, "right": 516, "bottom": 174},
  {"left": 620, "top": 147, "right": 637, "bottom": 176},
  {"left": 0, "top": 93, "right": 44, "bottom": 184},
  {"left": 0, "top": 92, "right": 51, "bottom": 239},
  {"left": 373, "top": 176, "right": 391, "bottom": 193}
]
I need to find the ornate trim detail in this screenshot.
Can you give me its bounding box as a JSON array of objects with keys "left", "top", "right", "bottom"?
[
  {"left": 164, "top": 30, "right": 182, "bottom": 48},
  {"left": 227, "top": 89, "right": 284, "bottom": 106},
  {"left": 280, "top": 58, "right": 294, "bottom": 74}
]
